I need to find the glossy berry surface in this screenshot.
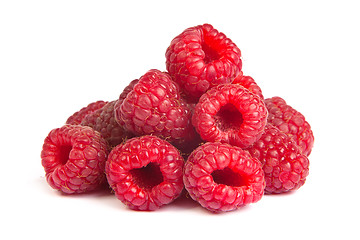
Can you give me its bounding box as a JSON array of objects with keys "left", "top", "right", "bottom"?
[
  {"left": 183, "top": 142, "right": 265, "bottom": 212},
  {"left": 166, "top": 23, "right": 242, "bottom": 101},
  {"left": 265, "top": 96, "right": 314, "bottom": 156},
  {"left": 232, "top": 72, "right": 264, "bottom": 100},
  {"left": 192, "top": 83, "right": 268, "bottom": 148},
  {"left": 114, "top": 69, "right": 195, "bottom": 151},
  {"left": 105, "top": 135, "right": 184, "bottom": 210},
  {"left": 41, "top": 125, "right": 109, "bottom": 194},
  {"left": 246, "top": 124, "right": 310, "bottom": 194}
]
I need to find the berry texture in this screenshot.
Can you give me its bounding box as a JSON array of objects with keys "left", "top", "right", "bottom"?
[
  {"left": 246, "top": 124, "right": 310, "bottom": 194},
  {"left": 105, "top": 135, "right": 184, "bottom": 211},
  {"left": 41, "top": 125, "right": 108, "bottom": 194},
  {"left": 183, "top": 142, "right": 265, "bottom": 212},
  {"left": 265, "top": 96, "right": 314, "bottom": 156},
  {"left": 114, "top": 69, "right": 196, "bottom": 151},
  {"left": 166, "top": 23, "right": 242, "bottom": 101},
  {"left": 116, "top": 79, "right": 139, "bottom": 107},
  {"left": 192, "top": 84, "right": 268, "bottom": 148},
  {"left": 81, "top": 100, "right": 131, "bottom": 148},
  {"left": 233, "top": 72, "right": 264, "bottom": 100},
  {"left": 66, "top": 100, "right": 108, "bottom": 125}
]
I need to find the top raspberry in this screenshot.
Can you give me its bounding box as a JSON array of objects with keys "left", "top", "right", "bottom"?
[{"left": 165, "top": 23, "right": 242, "bottom": 101}]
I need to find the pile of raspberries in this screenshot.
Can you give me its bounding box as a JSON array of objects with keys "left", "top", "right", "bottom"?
[{"left": 41, "top": 23, "right": 314, "bottom": 212}]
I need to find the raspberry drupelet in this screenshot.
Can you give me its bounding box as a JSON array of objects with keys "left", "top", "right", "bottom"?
[
  {"left": 232, "top": 71, "right": 264, "bottom": 100},
  {"left": 166, "top": 23, "right": 242, "bottom": 101},
  {"left": 105, "top": 135, "right": 185, "bottom": 211}
]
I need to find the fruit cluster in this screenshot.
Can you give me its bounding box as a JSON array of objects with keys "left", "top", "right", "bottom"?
[{"left": 41, "top": 23, "right": 314, "bottom": 212}]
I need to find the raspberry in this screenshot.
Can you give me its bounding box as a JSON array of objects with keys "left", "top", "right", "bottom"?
[
  {"left": 183, "top": 142, "right": 265, "bottom": 212},
  {"left": 265, "top": 96, "right": 314, "bottom": 156},
  {"left": 233, "top": 71, "right": 264, "bottom": 100},
  {"left": 66, "top": 100, "right": 108, "bottom": 125},
  {"left": 246, "top": 124, "right": 310, "bottom": 194},
  {"left": 192, "top": 84, "right": 268, "bottom": 148},
  {"left": 114, "top": 69, "right": 196, "bottom": 151},
  {"left": 166, "top": 23, "right": 242, "bottom": 101},
  {"left": 105, "top": 135, "right": 184, "bottom": 210},
  {"left": 80, "top": 100, "right": 132, "bottom": 148},
  {"left": 41, "top": 125, "right": 109, "bottom": 194}
]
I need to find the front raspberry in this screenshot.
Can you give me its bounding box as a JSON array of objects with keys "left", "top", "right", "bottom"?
[
  {"left": 166, "top": 23, "right": 242, "bottom": 101},
  {"left": 41, "top": 125, "right": 109, "bottom": 194},
  {"left": 114, "top": 69, "right": 196, "bottom": 152},
  {"left": 81, "top": 100, "right": 131, "bottom": 148},
  {"left": 265, "top": 96, "right": 314, "bottom": 156},
  {"left": 184, "top": 142, "right": 265, "bottom": 212},
  {"left": 192, "top": 84, "right": 268, "bottom": 148},
  {"left": 246, "top": 124, "right": 310, "bottom": 194},
  {"left": 105, "top": 135, "right": 184, "bottom": 210}
]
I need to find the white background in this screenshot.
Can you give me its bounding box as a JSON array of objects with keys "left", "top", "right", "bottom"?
[{"left": 1, "top": 0, "right": 359, "bottom": 239}]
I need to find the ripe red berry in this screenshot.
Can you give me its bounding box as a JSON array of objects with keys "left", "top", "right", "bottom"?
[
  {"left": 105, "top": 135, "right": 184, "bottom": 211},
  {"left": 265, "top": 96, "right": 314, "bottom": 156},
  {"left": 233, "top": 72, "right": 264, "bottom": 100},
  {"left": 114, "top": 69, "right": 196, "bottom": 151},
  {"left": 192, "top": 83, "right": 268, "bottom": 148},
  {"left": 183, "top": 142, "right": 265, "bottom": 212},
  {"left": 66, "top": 100, "right": 108, "bottom": 125},
  {"left": 166, "top": 23, "right": 242, "bottom": 101},
  {"left": 81, "top": 100, "right": 131, "bottom": 148},
  {"left": 246, "top": 124, "right": 310, "bottom": 194},
  {"left": 41, "top": 125, "right": 109, "bottom": 194}
]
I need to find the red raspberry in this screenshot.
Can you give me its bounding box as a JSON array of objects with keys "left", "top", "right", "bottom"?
[
  {"left": 66, "top": 100, "right": 108, "bottom": 125},
  {"left": 183, "top": 142, "right": 265, "bottom": 212},
  {"left": 265, "top": 96, "right": 314, "bottom": 156},
  {"left": 192, "top": 84, "right": 268, "bottom": 148},
  {"left": 114, "top": 69, "right": 196, "bottom": 151},
  {"left": 246, "top": 124, "right": 310, "bottom": 194},
  {"left": 41, "top": 125, "right": 109, "bottom": 194},
  {"left": 81, "top": 100, "right": 131, "bottom": 148},
  {"left": 105, "top": 135, "right": 184, "bottom": 211},
  {"left": 233, "top": 71, "right": 264, "bottom": 100},
  {"left": 166, "top": 23, "right": 242, "bottom": 101}
]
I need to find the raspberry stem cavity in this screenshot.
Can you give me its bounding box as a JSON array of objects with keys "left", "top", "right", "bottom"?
[
  {"left": 215, "top": 103, "right": 244, "bottom": 131},
  {"left": 130, "top": 163, "right": 164, "bottom": 190},
  {"left": 211, "top": 167, "right": 247, "bottom": 187},
  {"left": 202, "top": 43, "right": 221, "bottom": 64},
  {"left": 58, "top": 145, "right": 72, "bottom": 166}
]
